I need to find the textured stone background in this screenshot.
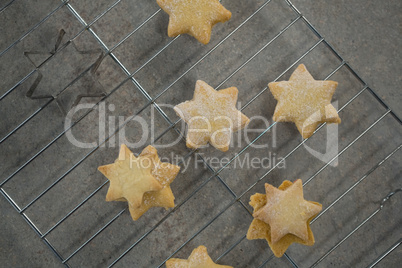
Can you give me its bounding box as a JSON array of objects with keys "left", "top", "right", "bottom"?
[{"left": 0, "top": 0, "right": 401, "bottom": 267}]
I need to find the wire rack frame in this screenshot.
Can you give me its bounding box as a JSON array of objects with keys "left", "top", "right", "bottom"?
[{"left": 0, "top": 0, "right": 401, "bottom": 267}]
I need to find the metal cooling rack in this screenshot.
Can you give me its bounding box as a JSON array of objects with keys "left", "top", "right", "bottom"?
[{"left": 1, "top": 0, "right": 401, "bottom": 267}]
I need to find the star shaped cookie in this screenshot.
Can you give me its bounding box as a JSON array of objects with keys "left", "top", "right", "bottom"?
[
  {"left": 166, "top": 245, "right": 233, "bottom": 268},
  {"left": 132, "top": 145, "right": 180, "bottom": 220},
  {"left": 268, "top": 64, "right": 341, "bottom": 139},
  {"left": 247, "top": 180, "right": 322, "bottom": 257},
  {"left": 157, "top": 0, "right": 232, "bottom": 44},
  {"left": 98, "top": 144, "right": 180, "bottom": 221},
  {"left": 174, "top": 80, "right": 250, "bottom": 152}
]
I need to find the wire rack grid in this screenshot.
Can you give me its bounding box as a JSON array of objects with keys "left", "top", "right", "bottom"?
[{"left": 0, "top": 0, "right": 401, "bottom": 267}]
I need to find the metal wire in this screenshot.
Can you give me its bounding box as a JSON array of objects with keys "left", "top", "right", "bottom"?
[
  {"left": 0, "top": 0, "right": 15, "bottom": 12},
  {"left": 311, "top": 144, "right": 402, "bottom": 224},
  {"left": 284, "top": 253, "right": 299, "bottom": 268},
  {"left": 215, "top": 144, "right": 401, "bottom": 266},
  {"left": 153, "top": 109, "right": 393, "bottom": 267},
  {"left": 152, "top": 60, "right": 348, "bottom": 268},
  {"left": 156, "top": 65, "right": 388, "bottom": 266},
  {"left": 366, "top": 238, "right": 402, "bottom": 268},
  {"left": 0, "top": 0, "right": 276, "bottom": 186},
  {"left": 310, "top": 188, "right": 402, "bottom": 268},
  {"left": 0, "top": 1, "right": 68, "bottom": 57},
  {"left": 7, "top": 0, "right": 277, "bottom": 216},
  {"left": 284, "top": 0, "right": 401, "bottom": 125},
  {"left": 48, "top": 1, "right": 308, "bottom": 264},
  {"left": 6, "top": 0, "right": 280, "bottom": 211},
  {"left": 0, "top": 185, "right": 70, "bottom": 267},
  {"left": 0, "top": 0, "right": 401, "bottom": 267}
]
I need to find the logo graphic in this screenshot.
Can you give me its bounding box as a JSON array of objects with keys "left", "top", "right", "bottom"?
[
  {"left": 64, "top": 101, "right": 340, "bottom": 169},
  {"left": 302, "top": 101, "right": 339, "bottom": 166}
]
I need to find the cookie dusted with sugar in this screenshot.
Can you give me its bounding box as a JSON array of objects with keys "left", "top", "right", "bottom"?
[
  {"left": 131, "top": 145, "right": 180, "bottom": 220},
  {"left": 98, "top": 144, "right": 180, "bottom": 221},
  {"left": 247, "top": 179, "right": 322, "bottom": 257},
  {"left": 157, "top": 0, "right": 232, "bottom": 44},
  {"left": 268, "top": 64, "right": 341, "bottom": 139},
  {"left": 174, "top": 80, "right": 250, "bottom": 152},
  {"left": 166, "top": 245, "right": 233, "bottom": 268}
]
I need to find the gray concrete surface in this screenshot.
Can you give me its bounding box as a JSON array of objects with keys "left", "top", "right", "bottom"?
[
  {"left": 291, "top": 0, "right": 401, "bottom": 119},
  {"left": 0, "top": 0, "right": 401, "bottom": 267}
]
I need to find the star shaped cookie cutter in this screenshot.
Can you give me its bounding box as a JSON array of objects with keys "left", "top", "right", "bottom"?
[{"left": 24, "top": 29, "right": 106, "bottom": 115}]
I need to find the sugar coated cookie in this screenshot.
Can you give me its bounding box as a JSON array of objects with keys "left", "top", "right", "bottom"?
[
  {"left": 157, "top": 0, "right": 232, "bottom": 44},
  {"left": 98, "top": 144, "right": 180, "bottom": 221},
  {"left": 268, "top": 64, "right": 341, "bottom": 139},
  {"left": 174, "top": 80, "right": 250, "bottom": 152},
  {"left": 166, "top": 245, "right": 233, "bottom": 268},
  {"left": 247, "top": 179, "right": 322, "bottom": 257}
]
